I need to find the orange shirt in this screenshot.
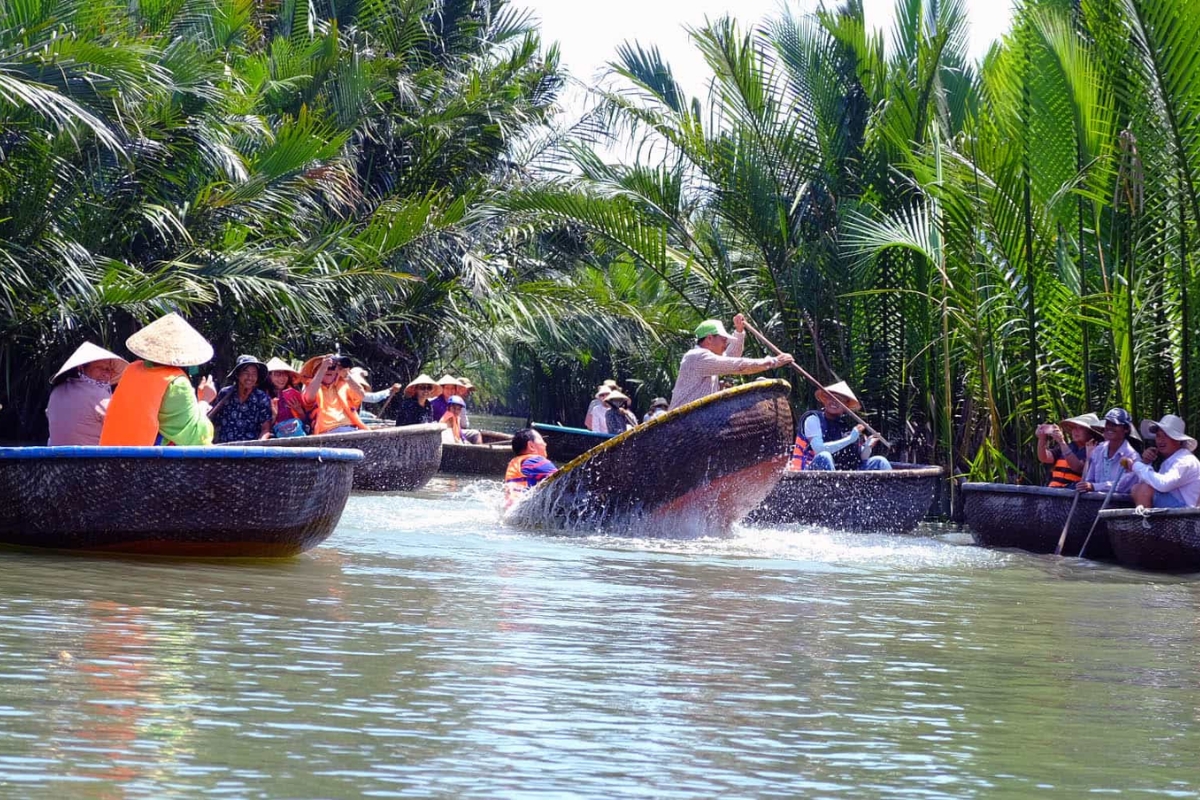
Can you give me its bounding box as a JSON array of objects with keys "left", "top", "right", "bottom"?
[{"left": 305, "top": 382, "right": 366, "bottom": 434}]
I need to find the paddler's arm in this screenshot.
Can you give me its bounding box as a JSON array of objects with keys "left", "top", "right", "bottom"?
[
  {"left": 159, "top": 376, "right": 214, "bottom": 446},
  {"left": 804, "top": 413, "right": 860, "bottom": 454},
  {"left": 693, "top": 348, "right": 784, "bottom": 376}
]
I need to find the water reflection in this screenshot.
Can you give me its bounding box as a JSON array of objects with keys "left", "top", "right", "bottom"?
[{"left": 0, "top": 481, "right": 1194, "bottom": 797}]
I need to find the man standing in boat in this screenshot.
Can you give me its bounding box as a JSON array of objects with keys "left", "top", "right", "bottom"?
[
  {"left": 787, "top": 382, "right": 890, "bottom": 471},
  {"left": 504, "top": 429, "right": 557, "bottom": 508},
  {"left": 668, "top": 314, "right": 793, "bottom": 410}
]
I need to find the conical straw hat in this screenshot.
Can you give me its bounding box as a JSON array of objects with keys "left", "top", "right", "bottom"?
[
  {"left": 125, "top": 313, "right": 213, "bottom": 367},
  {"left": 51, "top": 342, "right": 129, "bottom": 384},
  {"left": 436, "top": 374, "right": 465, "bottom": 387},
  {"left": 815, "top": 381, "right": 861, "bottom": 411},
  {"left": 405, "top": 374, "right": 443, "bottom": 398},
  {"left": 265, "top": 357, "right": 301, "bottom": 377}
]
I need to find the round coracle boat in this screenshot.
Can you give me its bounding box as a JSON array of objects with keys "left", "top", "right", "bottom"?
[
  {"left": 0, "top": 446, "right": 362, "bottom": 557},
  {"left": 745, "top": 463, "right": 943, "bottom": 533},
  {"left": 507, "top": 380, "right": 794, "bottom": 537},
  {"left": 250, "top": 423, "right": 443, "bottom": 491},
  {"left": 439, "top": 431, "right": 514, "bottom": 477},
  {"left": 962, "top": 482, "right": 1134, "bottom": 559},
  {"left": 531, "top": 423, "right": 614, "bottom": 464},
  {"left": 1098, "top": 507, "right": 1200, "bottom": 573}
]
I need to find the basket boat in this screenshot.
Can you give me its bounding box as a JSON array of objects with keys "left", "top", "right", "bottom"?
[
  {"left": 507, "top": 380, "right": 794, "bottom": 537},
  {"left": 251, "top": 423, "right": 443, "bottom": 491},
  {"left": 439, "top": 441, "right": 512, "bottom": 476},
  {"left": 0, "top": 446, "right": 362, "bottom": 557},
  {"left": 962, "top": 482, "right": 1134, "bottom": 559},
  {"left": 531, "top": 423, "right": 614, "bottom": 464},
  {"left": 745, "top": 464, "right": 943, "bottom": 532},
  {"left": 1098, "top": 507, "right": 1200, "bottom": 572}
]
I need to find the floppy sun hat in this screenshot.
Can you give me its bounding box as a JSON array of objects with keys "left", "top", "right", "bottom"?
[
  {"left": 815, "top": 381, "right": 862, "bottom": 411},
  {"left": 693, "top": 320, "right": 732, "bottom": 340},
  {"left": 266, "top": 357, "right": 301, "bottom": 377},
  {"left": 1140, "top": 414, "right": 1198, "bottom": 452},
  {"left": 405, "top": 374, "right": 443, "bottom": 398},
  {"left": 595, "top": 386, "right": 612, "bottom": 399},
  {"left": 1061, "top": 412, "right": 1104, "bottom": 441},
  {"left": 51, "top": 342, "right": 129, "bottom": 384},
  {"left": 226, "top": 354, "right": 267, "bottom": 384},
  {"left": 125, "top": 313, "right": 213, "bottom": 367}
]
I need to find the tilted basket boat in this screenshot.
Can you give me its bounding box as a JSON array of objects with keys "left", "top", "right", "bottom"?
[
  {"left": 438, "top": 431, "right": 514, "bottom": 477},
  {"left": 962, "top": 482, "right": 1134, "bottom": 559},
  {"left": 506, "top": 380, "right": 794, "bottom": 537},
  {"left": 745, "top": 464, "right": 943, "bottom": 533},
  {"left": 1098, "top": 507, "right": 1200, "bottom": 573},
  {"left": 531, "top": 423, "right": 614, "bottom": 464},
  {"left": 251, "top": 423, "right": 443, "bottom": 491},
  {"left": 0, "top": 446, "right": 362, "bottom": 557}
]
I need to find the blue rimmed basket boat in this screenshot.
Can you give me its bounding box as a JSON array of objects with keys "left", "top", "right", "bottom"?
[
  {"left": 439, "top": 431, "right": 514, "bottom": 477},
  {"left": 962, "top": 482, "right": 1134, "bottom": 559},
  {"left": 0, "top": 446, "right": 362, "bottom": 557},
  {"left": 531, "top": 423, "right": 614, "bottom": 464},
  {"left": 250, "top": 423, "right": 443, "bottom": 491},
  {"left": 1098, "top": 507, "right": 1200, "bottom": 573},
  {"left": 745, "top": 464, "right": 943, "bottom": 533},
  {"left": 507, "top": 380, "right": 794, "bottom": 537}
]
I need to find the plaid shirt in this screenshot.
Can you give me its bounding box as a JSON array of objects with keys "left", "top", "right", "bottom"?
[{"left": 668, "top": 332, "right": 777, "bottom": 410}]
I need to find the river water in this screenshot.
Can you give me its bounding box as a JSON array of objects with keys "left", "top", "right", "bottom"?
[{"left": 1, "top": 474, "right": 1198, "bottom": 798}]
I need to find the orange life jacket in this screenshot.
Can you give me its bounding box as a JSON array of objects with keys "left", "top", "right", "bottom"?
[
  {"left": 1048, "top": 445, "right": 1084, "bottom": 488},
  {"left": 309, "top": 382, "right": 367, "bottom": 434},
  {"left": 504, "top": 454, "right": 543, "bottom": 507},
  {"left": 99, "top": 362, "right": 184, "bottom": 446},
  {"left": 787, "top": 410, "right": 858, "bottom": 471}
]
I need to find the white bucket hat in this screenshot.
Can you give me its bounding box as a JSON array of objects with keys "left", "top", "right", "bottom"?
[
  {"left": 815, "top": 381, "right": 862, "bottom": 411},
  {"left": 51, "top": 342, "right": 129, "bottom": 384},
  {"left": 125, "top": 313, "right": 213, "bottom": 367},
  {"left": 1139, "top": 414, "right": 1198, "bottom": 452},
  {"left": 1061, "top": 412, "right": 1104, "bottom": 441}
]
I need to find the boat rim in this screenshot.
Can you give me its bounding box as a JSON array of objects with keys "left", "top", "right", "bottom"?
[
  {"left": 1099, "top": 506, "right": 1200, "bottom": 519},
  {"left": 779, "top": 463, "right": 943, "bottom": 480},
  {"left": 961, "top": 481, "right": 1122, "bottom": 500},
  {"left": 0, "top": 445, "right": 364, "bottom": 462}
]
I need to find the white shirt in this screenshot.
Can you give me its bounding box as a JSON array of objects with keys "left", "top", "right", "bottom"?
[
  {"left": 1132, "top": 448, "right": 1200, "bottom": 506},
  {"left": 803, "top": 413, "right": 865, "bottom": 458},
  {"left": 587, "top": 402, "right": 608, "bottom": 434}
]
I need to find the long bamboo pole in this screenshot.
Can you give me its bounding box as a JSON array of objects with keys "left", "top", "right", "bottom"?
[{"left": 742, "top": 320, "right": 892, "bottom": 449}]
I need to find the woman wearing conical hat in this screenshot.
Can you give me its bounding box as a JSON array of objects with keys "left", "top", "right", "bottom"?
[
  {"left": 786, "top": 381, "right": 891, "bottom": 472},
  {"left": 99, "top": 314, "right": 218, "bottom": 446},
  {"left": 46, "top": 342, "right": 129, "bottom": 446},
  {"left": 391, "top": 374, "right": 442, "bottom": 426}
]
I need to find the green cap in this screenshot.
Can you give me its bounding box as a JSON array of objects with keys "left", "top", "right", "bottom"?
[{"left": 694, "top": 319, "right": 732, "bottom": 340}]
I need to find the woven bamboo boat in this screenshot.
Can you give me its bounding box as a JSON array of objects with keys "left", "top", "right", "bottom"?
[
  {"left": 0, "top": 446, "right": 362, "bottom": 557},
  {"left": 745, "top": 463, "right": 943, "bottom": 532},
  {"left": 252, "top": 423, "right": 443, "bottom": 491},
  {"left": 438, "top": 430, "right": 512, "bottom": 476},
  {"left": 962, "top": 482, "right": 1134, "bottom": 559},
  {"left": 507, "top": 380, "right": 794, "bottom": 537},
  {"left": 1098, "top": 508, "right": 1200, "bottom": 572},
  {"left": 531, "top": 423, "right": 614, "bottom": 464}
]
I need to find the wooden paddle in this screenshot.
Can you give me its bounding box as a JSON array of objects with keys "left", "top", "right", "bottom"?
[
  {"left": 1078, "top": 470, "right": 1123, "bottom": 559},
  {"left": 1053, "top": 474, "right": 1085, "bottom": 556},
  {"left": 742, "top": 319, "right": 892, "bottom": 448}
]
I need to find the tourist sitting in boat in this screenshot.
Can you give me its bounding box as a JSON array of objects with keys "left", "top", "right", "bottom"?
[
  {"left": 1121, "top": 414, "right": 1200, "bottom": 508},
  {"left": 99, "top": 313, "right": 218, "bottom": 446},
  {"left": 301, "top": 355, "right": 369, "bottom": 435},
  {"left": 46, "top": 343, "right": 129, "bottom": 446},
  {"left": 504, "top": 428, "right": 557, "bottom": 508},
  {"left": 585, "top": 385, "right": 611, "bottom": 432},
  {"left": 451, "top": 377, "right": 483, "bottom": 444},
  {"left": 787, "top": 381, "right": 890, "bottom": 471},
  {"left": 439, "top": 395, "right": 470, "bottom": 443},
  {"left": 1076, "top": 408, "right": 1139, "bottom": 494},
  {"left": 209, "top": 355, "right": 274, "bottom": 443},
  {"left": 266, "top": 357, "right": 308, "bottom": 438},
  {"left": 393, "top": 374, "right": 441, "bottom": 426},
  {"left": 1036, "top": 413, "right": 1099, "bottom": 488},
  {"left": 431, "top": 374, "right": 463, "bottom": 419},
  {"left": 604, "top": 390, "right": 638, "bottom": 435},
  {"left": 668, "top": 314, "right": 793, "bottom": 410},
  {"left": 642, "top": 397, "right": 669, "bottom": 424}
]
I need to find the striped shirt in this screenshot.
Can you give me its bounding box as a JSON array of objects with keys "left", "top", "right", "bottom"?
[{"left": 668, "top": 332, "right": 778, "bottom": 410}]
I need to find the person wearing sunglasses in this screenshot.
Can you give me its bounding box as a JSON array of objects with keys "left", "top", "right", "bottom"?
[{"left": 1122, "top": 414, "right": 1200, "bottom": 508}]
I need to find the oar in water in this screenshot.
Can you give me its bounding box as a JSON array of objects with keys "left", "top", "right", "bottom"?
[
  {"left": 1078, "top": 472, "right": 1123, "bottom": 559},
  {"left": 741, "top": 319, "right": 892, "bottom": 449},
  {"left": 1054, "top": 454, "right": 1090, "bottom": 556}
]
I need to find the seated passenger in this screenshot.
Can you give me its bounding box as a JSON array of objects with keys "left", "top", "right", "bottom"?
[
  {"left": 393, "top": 374, "right": 441, "bottom": 426},
  {"left": 787, "top": 381, "right": 890, "bottom": 471},
  {"left": 301, "top": 355, "right": 369, "bottom": 435},
  {"left": 210, "top": 355, "right": 273, "bottom": 443},
  {"left": 439, "top": 395, "right": 468, "bottom": 443},
  {"left": 1123, "top": 415, "right": 1200, "bottom": 508},
  {"left": 585, "top": 385, "right": 611, "bottom": 433},
  {"left": 604, "top": 390, "right": 638, "bottom": 435},
  {"left": 1077, "top": 408, "right": 1139, "bottom": 494},
  {"left": 642, "top": 397, "right": 669, "bottom": 424},
  {"left": 454, "top": 377, "right": 483, "bottom": 443},
  {"left": 1036, "top": 413, "right": 1100, "bottom": 488},
  {"left": 504, "top": 428, "right": 557, "bottom": 508},
  {"left": 266, "top": 357, "right": 308, "bottom": 437},
  {"left": 99, "top": 313, "right": 218, "bottom": 446},
  {"left": 431, "top": 374, "right": 464, "bottom": 420},
  {"left": 47, "top": 342, "right": 129, "bottom": 446}
]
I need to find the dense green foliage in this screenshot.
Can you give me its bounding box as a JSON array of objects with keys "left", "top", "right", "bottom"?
[
  {"left": 504, "top": 0, "right": 1200, "bottom": 487},
  {"left": 0, "top": 0, "right": 560, "bottom": 439}
]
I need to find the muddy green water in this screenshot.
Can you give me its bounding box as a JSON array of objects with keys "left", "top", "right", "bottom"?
[{"left": 0, "top": 475, "right": 1198, "bottom": 798}]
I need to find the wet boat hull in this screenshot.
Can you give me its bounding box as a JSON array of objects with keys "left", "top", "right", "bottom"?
[
  {"left": 531, "top": 423, "right": 613, "bottom": 464},
  {"left": 439, "top": 441, "right": 513, "bottom": 477},
  {"left": 1100, "top": 508, "right": 1200, "bottom": 572},
  {"left": 962, "top": 482, "right": 1133, "bottom": 559},
  {"left": 253, "top": 423, "right": 443, "bottom": 491}
]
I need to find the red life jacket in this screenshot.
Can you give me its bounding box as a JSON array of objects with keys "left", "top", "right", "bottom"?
[{"left": 787, "top": 410, "right": 859, "bottom": 471}]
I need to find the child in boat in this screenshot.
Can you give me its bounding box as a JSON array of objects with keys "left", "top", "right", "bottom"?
[
  {"left": 1037, "top": 413, "right": 1101, "bottom": 488},
  {"left": 440, "top": 395, "right": 469, "bottom": 443},
  {"left": 504, "top": 429, "right": 557, "bottom": 508}
]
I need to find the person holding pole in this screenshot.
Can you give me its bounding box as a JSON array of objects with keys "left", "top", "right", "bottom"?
[
  {"left": 787, "top": 382, "right": 891, "bottom": 471},
  {"left": 668, "top": 314, "right": 793, "bottom": 410}
]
